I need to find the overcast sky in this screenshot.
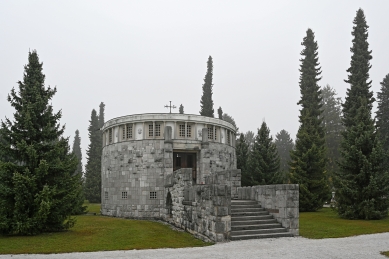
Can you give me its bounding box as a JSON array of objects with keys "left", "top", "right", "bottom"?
[{"left": 1, "top": 1, "right": 389, "bottom": 168}]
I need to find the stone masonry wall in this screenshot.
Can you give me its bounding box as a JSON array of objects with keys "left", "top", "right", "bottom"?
[
  {"left": 166, "top": 168, "right": 241, "bottom": 242},
  {"left": 238, "top": 184, "right": 299, "bottom": 235},
  {"left": 101, "top": 139, "right": 168, "bottom": 218}
]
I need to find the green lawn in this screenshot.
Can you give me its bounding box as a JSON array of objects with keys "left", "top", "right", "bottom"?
[
  {"left": 0, "top": 203, "right": 210, "bottom": 254},
  {"left": 381, "top": 251, "right": 389, "bottom": 257},
  {"left": 84, "top": 201, "right": 101, "bottom": 214},
  {"left": 300, "top": 208, "right": 389, "bottom": 239}
]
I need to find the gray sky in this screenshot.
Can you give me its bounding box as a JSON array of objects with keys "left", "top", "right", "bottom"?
[{"left": 1, "top": 1, "right": 389, "bottom": 168}]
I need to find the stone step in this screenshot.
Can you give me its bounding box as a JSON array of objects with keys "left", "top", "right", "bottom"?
[
  {"left": 231, "top": 223, "right": 282, "bottom": 231},
  {"left": 231, "top": 215, "right": 272, "bottom": 221},
  {"left": 230, "top": 232, "right": 293, "bottom": 241},
  {"left": 231, "top": 207, "right": 265, "bottom": 212},
  {"left": 231, "top": 204, "right": 262, "bottom": 209},
  {"left": 232, "top": 219, "right": 277, "bottom": 226},
  {"left": 231, "top": 200, "right": 258, "bottom": 206},
  {"left": 231, "top": 211, "right": 269, "bottom": 217},
  {"left": 232, "top": 228, "right": 289, "bottom": 236}
]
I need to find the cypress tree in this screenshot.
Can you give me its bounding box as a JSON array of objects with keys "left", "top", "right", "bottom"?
[
  {"left": 376, "top": 74, "right": 389, "bottom": 168},
  {"left": 179, "top": 104, "right": 184, "bottom": 114},
  {"left": 249, "top": 121, "right": 281, "bottom": 185},
  {"left": 335, "top": 9, "right": 389, "bottom": 219},
  {"left": 289, "top": 29, "right": 329, "bottom": 211},
  {"left": 71, "top": 130, "right": 86, "bottom": 215},
  {"left": 236, "top": 133, "right": 251, "bottom": 186},
  {"left": 200, "top": 56, "right": 214, "bottom": 117},
  {"left": 84, "top": 109, "right": 101, "bottom": 203},
  {"left": 72, "top": 130, "right": 83, "bottom": 176},
  {"left": 0, "top": 50, "right": 80, "bottom": 235},
  {"left": 98, "top": 102, "right": 105, "bottom": 130},
  {"left": 218, "top": 107, "right": 223, "bottom": 119}
]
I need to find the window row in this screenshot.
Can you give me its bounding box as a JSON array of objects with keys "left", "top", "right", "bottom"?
[
  {"left": 104, "top": 191, "right": 158, "bottom": 200},
  {"left": 105, "top": 123, "right": 234, "bottom": 145}
]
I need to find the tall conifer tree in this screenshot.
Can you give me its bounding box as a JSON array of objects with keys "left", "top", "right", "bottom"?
[
  {"left": 0, "top": 50, "right": 80, "bottom": 235},
  {"left": 236, "top": 133, "right": 251, "bottom": 186},
  {"left": 200, "top": 56, "right": 214, "bottom": 117},
  {"left": 72, "top": 130, "right": 83, "bottom": 176},
  {"left": 335, "top": 9, "right": 389, "bottom": 219},
  {"left": 218, "top": 107, "right": 223, "bottom": 119},
  {"left": 275, "top": 129, "right": 294, "bottom": 183},
  {"left": 289, "top": 29, "right": 329, "bottom": 212},
  {"left": 320, "top": 85, "right": 344, "bottom": 186},
  {"left": 71, "top": 130, "right": 86, "bottom": 215},
  {"left": 84, "top": 109, "right": 101, "bottom": 203},
  {"left": 249, "top": 122, "right": 281, "bottom": 185},
  {"left": 376, "top": 74, "right": 389, "bottom": 168}
]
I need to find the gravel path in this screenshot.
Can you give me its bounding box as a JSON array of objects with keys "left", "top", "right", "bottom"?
[{"left": 1, "top": 233, "right": 389, "bottom": 259}]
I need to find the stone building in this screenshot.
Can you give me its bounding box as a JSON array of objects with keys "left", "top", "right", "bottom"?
[
  {"left": 101, "top": 113, "right": 237, "bottom": 218},
  {"left": 101, "top": 113, "right": 299, "bottom": 242}
]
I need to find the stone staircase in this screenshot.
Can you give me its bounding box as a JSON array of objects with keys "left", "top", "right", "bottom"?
[{"left": 231, "top": 200, "right": 293, "bottom": 240}]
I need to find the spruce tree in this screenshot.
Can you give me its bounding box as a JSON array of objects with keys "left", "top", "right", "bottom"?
[
  {"left": 376, "top": 74, "right": 389, "bottom": 168},
  {"left": 200, "top": 56, "right": 214, "bottom": 117},
  {"left": 320, "top": 85, "right": 344, "bottom": 185},
  {"left": 0, "top": 50, "right": 80, "bottom": 235},
  {"left": 249, "top": 122, "right": 281, "bottom": 185},
  {"left": 289, "top": 29, "right": 329, "bottom": 211},
  {"left": 71, "top": 130, "right": 86, "bottom": 215},
  {"left": 236, "top": 133, "right": 251, "bottom": 186},
  {"left": 84, "top": 109, "right": 101, "bottom": 203},
  {"left": 274, "top": 129, "right": 294, "bottom": 183},
  {"left": 335, "top": 9, "right": 389, "bottom": 219},
  {"left": 218, "top": 107, "right": 223, "bottom": 119},
  {"left": 179, "top": 104, "right": 184, "bottom": 114}
]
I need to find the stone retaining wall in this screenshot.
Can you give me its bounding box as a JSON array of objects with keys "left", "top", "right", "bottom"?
[
  {"left": 166, "top": 168, "right": 241, "bottom": 242},
  {"left": 237, "top": 184, "right": 299, "bottom": 236}
]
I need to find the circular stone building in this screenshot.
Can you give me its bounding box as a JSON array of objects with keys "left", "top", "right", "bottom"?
[{"left": 101, "top": 113, "right": 237, "bottom": 218}]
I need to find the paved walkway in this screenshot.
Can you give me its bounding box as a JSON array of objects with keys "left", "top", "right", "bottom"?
[{"left": 1, "top": 233, "right": 389, "bottom": 259}]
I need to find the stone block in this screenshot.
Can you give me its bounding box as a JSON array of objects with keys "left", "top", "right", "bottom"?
[
  {"left": 216, "top": 206, "right": 229, "bottom": 216},
  {"left": 215, "top": 221, "right": 226, "bottom": 233}
]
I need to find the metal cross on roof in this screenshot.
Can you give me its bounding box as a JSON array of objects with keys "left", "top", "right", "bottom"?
[{"left": 164, "top": 101, "right": 176, "bottom": 113}]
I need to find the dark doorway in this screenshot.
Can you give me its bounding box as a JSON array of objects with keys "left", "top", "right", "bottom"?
[
  {"left": 173, "top": 152, "right": 197, "bottom": 182},
  {"left": 166, "top": 192, "right": 172, "bottom": 217}
]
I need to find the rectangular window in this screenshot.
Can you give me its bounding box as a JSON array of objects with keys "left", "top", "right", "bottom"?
[
  {"left": 179, "top": 124, "right": 185, "bottom": 137},
  {"left": 122, "top": 125, "right": 126, "bottom": 140},
  {"left": 126, "top": 125, "right": 133, "bottom": 139},
  {"left": 208, "top": 126, "right": 213, "bottom": 140},
  {"left": 214, "top": 128, "right": 217, "bottom": 140},
  {"left": 227, "top": 131, "right": 231, "bottom": 145},
  {"left": 186, "top": 125, "right": 191, "bottom": 138},
  {"left": 109, "top": 128, "right": 113, "bottom": 143},
  {"left": 122, "top": 191, "right": 128, "bottom": 199},
  {"left": 155, "top": 124, "right": 161, "bottom": 137},
  {"left": 149, "top": 124, "right": 153, "bottom": 137},
  {"left": 105, "top": 191, "right": 108, "bottom": 200},
  {"left": 150, "top": 191, "right": 157, "bottom": 199}
]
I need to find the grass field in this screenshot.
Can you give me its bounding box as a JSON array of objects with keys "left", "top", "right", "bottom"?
[
  {"left": 0, "top": 203, "right": 210, "bottom": 254},
  {"left": 381, "top": 251, "right": 389, "bottom": 257},
  {"left": 300, "top": 207, "right": 389, "bottom": 239}
]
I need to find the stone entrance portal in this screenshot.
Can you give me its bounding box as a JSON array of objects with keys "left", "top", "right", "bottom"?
[{"left": 173, "top": 152, "right": 197, "bottom": 182}]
